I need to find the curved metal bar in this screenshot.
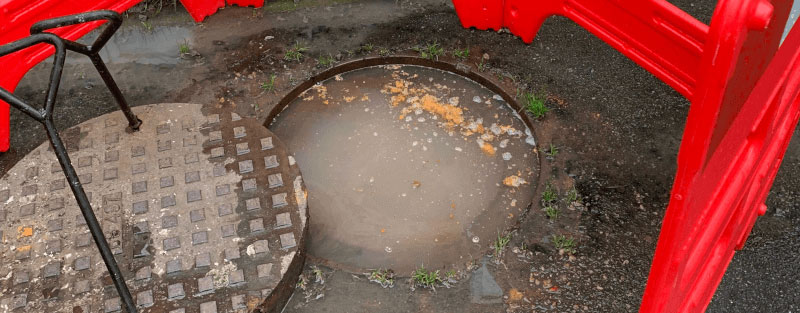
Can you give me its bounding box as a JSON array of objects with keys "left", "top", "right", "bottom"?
[
  {"left": 0, "top": 22, "right": 138, "bottom": 313},
  {"left": 30, "top": 10, "right": 141, "bottom": 131},
  {"left": 30, "top": 10, "right": 122, "bottom": 53}
]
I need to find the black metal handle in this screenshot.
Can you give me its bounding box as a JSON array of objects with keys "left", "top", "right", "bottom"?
[
  {"left": 0, "top": 12, "right": 139, "bottom": 313},
  {"left": 28, "top": 10, "right": 142, "bottom": 131},
  {"left": 30, "top": 10, "right": 122, "bottom": 54}
]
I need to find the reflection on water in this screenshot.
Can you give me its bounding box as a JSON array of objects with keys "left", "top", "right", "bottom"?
[{"left": 76, "top": 25, "right": 193, "bottom": 65}]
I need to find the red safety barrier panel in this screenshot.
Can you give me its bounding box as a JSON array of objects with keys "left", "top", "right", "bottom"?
[
  {"left": 642, "top": 1, "right": 799, "bottom": 310},
  {"left": 452, "top": 0, "right": 797, "bottom": 312},
  {"left": 227, "top": 0, "right": 265, "bottom": 9},
  {"left": 645, "top": 21, "right": 800, "bottom": 311},
  {"left": 181, "top": 0, "right": 226, "bottom": 22}
]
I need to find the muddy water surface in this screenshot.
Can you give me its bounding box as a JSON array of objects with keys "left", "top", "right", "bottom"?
[{"left": 271, "top": 65, "right": 538, "bottom": 273}]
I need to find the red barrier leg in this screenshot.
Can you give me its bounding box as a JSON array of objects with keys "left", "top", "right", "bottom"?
[{"left": 641, "top": 20, "right": 800, "bottom": 311}]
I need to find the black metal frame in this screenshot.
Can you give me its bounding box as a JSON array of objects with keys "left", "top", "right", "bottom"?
[{"left": 0, "top": 10, "right": 140, "bottom": 313}]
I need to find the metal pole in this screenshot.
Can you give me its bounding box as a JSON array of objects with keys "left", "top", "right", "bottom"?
[
  {"left": 88, "top": 53, "right": 142, "bottom": 131},
  {"left": 43, "top": 121, "right": 137, "bottom": 312}
]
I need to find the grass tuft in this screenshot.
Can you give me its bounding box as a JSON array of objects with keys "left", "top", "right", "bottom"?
[
  {"left": 179, "top": 39, "right": 190, "bottom": 55},
  {"left": 552, "top": 234, "right": 577, "bottom": 254},
  {"left": 453, "top": 47, "right": 470, "bottom": 60},
  {"left": 284, "top": 42, "right": 308, "bottom": 62},
  {"left": 368, "top": 269, "right": 395, "bottom": 288},
  {"left": 317, "top": 54, "right": 334, "bottom": 68},
  {"left": 260, "top": 74, "right": 277, "bottom": 93},
  {"left": 566, "top": 187, "right": 579, "bottom": 203},
  {"left": 493, "top": 232, "right": 512, "bottom": 259},
  {"left": 411, "top": 265, "right": 444, "bottom": 291},
  {"left": 544, "top": 205, "right": 560, "bottom": 220},
  {"left": 361, "top": 43, "right": 374, "bottom": 52},
  {"left": 523, "top": 91, "right": 548, "bottom": 118},
  {"left": 541, "top": 182, "right": 557, "bottom": 205},
  {"left": 414, "top": 42, "right": 444, "bottom": 60},
  {"left": 545, "top": 143, "right": 559, "bottom": 159}
]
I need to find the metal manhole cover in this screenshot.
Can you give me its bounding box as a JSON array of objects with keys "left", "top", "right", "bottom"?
[
  {"left": 270, "top": 64, "right": 538, "bottom": 273},
  {"left": 0, "top": 103, "right": 308, "bottom": 313}
]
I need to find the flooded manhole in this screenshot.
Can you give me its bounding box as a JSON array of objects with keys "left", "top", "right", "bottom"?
[{"left": 270, "top": 62, "right": 539, "bottom": 273}]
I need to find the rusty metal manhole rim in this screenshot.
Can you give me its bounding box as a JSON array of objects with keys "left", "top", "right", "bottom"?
[{"left": 264, "top": 56, "right": 542, "bottom": 274}]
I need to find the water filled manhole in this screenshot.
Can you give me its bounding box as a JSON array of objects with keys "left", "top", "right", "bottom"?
[{"left": 270, "top": 61, "right": 539, "bottom": 273}]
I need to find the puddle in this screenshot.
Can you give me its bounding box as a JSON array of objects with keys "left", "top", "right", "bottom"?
[
  {"left": 75, "top": 25, "right": 193, "bottom": 65},
  {"left": 271, "top": 65, "right": 539, "bottom": 273}
]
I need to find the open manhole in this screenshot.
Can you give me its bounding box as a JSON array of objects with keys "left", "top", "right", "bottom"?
[{"left": 269, "top": 59, "right": 539, "bottom": 273}]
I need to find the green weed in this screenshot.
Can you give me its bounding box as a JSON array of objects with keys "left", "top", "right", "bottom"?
[
  {"left": 312, "top": 266, "right": 325, "bottom": 284},
  {"left": 414, "top": 42, "right": 444, "bottom": 60},
  {"left": 362, "top": 43, "right": 374, "bottom": 52},
  {"left": 476, "top": 60, "right": 487, "bottom": 72},
  {"left": 411, "top": 265, "right": 444, "bottom": 290},
  {"left": 141, "top": 21, "right": 153, "bottom": 32},
  {"left": 546, "top": 143, "right": 559, "bottom": 159},
  {"left": 379, "top": 48, "right": 391, "bottom": 56},
  {"left": 260, "top": 74, "right": 277, "bottom": 93},
  {"left": 296, "top": 275, "right": 308, "bottom": 290},
  {"left": 552, "top": 235, "right": 577, "bottom": 254},
  {"left": 284, "top": 42, "right": 308, "bottom": 62},
  {"left": 541, "top": 183, "right": 557, "bottom": 205},
  {"left": 544, "top": 205, "right": 560, "bottom": 220},
  {"left": 453, "top": 47, "right": 470, "bottom": 60},
  {"left": 566, "top": 187, "right": 579, "bottom": 203},
  {"left": 494, "top": 232, "right": 512, "bottom": 258},
  {"left": 317, "top": 54, "right": 334, "bottom": 68},
  {"left": 368, "top": 269, "right": 395, "bottom": 288},
  {"left": 179, "top": 39, "right": 190, "bottom": 55},
  {"left": 523, "top": 91, "right": 548, "bottom": 118}
]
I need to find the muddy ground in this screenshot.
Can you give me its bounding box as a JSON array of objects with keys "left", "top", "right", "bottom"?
[{"left": 2, "top": 0, "right": 798, "bottom": 312}]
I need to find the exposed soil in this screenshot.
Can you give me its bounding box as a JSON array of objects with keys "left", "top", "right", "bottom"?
[{"left": 2, "top": 0, "right": 798, "bottom": 312}]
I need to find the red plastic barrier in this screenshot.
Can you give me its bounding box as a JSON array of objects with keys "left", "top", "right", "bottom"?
[
  {"left": 643, "top": 0, "right": 798, "bottom": 310},
  {"left": 645, "top": 20, "right": 800, "bottom": 311},
  {"left": 181, "top": 0, "right": 225, "bottom": 22},
  {"left": 453, "top": 0, "right": 797, "bottom": 312},
  {"left": 227, "top": 0, "right": 265, "bottom": 9}
]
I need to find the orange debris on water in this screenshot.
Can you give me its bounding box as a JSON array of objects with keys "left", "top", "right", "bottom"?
[
  {"left": 361, "top": 94, "right": 370, "bottom": 101},
  {"left": 17, "top": 245, "right": 31, "bottom": 252},
  {"left": 503, "top": 175, "right": 528, "bottom": 187},
  {"left": 381, "top": 228, "right": 386, "bottom": 233},
  {"left": 312, "top": 84, "right": 328, "bottom": 100},
  {"left": 344, "top": 96, "right": 356, "bottom": 103},
  {"left": 420, "top": 94, "right": 464, "bottom": 124},
  {"left": 509, "top": 288, "right": 523, "bottom": 301},
  {"left": 390, "top": 95, "right": 406, "bottom": 107},
  {"left": 481, "top": 142, "right": 496, "bottom": 156}
]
